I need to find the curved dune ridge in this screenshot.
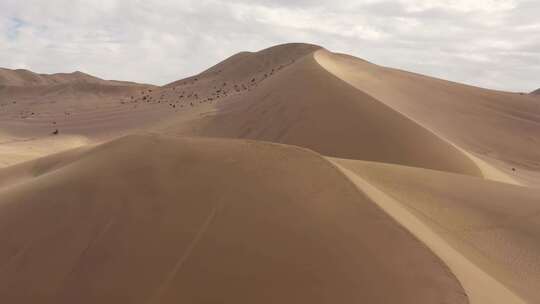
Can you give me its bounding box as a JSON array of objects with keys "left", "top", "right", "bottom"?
[
  {"left": 0, "top": 135, "right": 466, "bottom": 304},
  {"left": 193, "top": 48, "right": 482, "bottom": 177},
  {"left": 314, "top": 50, "right": 540, "bottom": 186},
  {"left": 331, "top": 158, "right": 540, "bottom": 304},
  {"left": 1, "top": 43, "right": 540, "bottom": 303}
]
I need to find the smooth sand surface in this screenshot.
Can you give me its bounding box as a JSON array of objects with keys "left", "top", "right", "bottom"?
[
  {"left": 0, "top": 68, "right": 160, "bottom": 167},
  {"left": 332, "top": 158, "right": 540, "bottom": 303},
  {"left": 156, "top": 45, "right": 483, "bottom": 177},
  {"left": 1, "top": 43, "right": 539, "bottom": 303},
  {"left": 0, "top": 134, "right": 466, "bottom": 304},
  {"left": 315, "top": 50, "right": 540, "bottom": 186},
  {"left": 0, "top": 134, "right": 89, "bottom": 167}
]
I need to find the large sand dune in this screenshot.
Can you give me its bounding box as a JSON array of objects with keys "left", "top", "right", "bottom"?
[
  {"left": 196, "top": 49, "right": 481, "bottom": 176},
  {"left": 1, "top": 43, "right": 539, "bottom": 303},
  {"left": 0, "top": 135, "right": 466, "bottom": 303},
  {"left": 315, "top": 50, "right": 540, "bottom": 185},
  {"left": 331, "top": 158, "right": 540, "bottom": 303}
]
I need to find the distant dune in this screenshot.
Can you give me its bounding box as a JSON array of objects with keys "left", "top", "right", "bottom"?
[
  {"left": 531, "top": 88, "right": 540, "bottom": 95},
  {"left": 0, "top": 68, "right": 144, "bottom": 87},
  {"left": 1, "top": 43, "right": 539, "bottom": 303}
]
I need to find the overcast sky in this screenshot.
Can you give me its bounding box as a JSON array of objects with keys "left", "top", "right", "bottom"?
[{"left": 1, "top": 0, "right": 538, "bottom": 92}]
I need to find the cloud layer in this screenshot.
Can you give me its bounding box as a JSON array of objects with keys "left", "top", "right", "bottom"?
[{"left": 1, "top": 0, "right": 538, "bottom": 92}]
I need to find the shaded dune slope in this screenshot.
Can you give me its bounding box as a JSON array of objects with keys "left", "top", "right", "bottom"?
[
  {"left": 332, "top": 158, "right": 540, "bottom": 303},
  {"left": 315, "top": 50, "right": 540, "bottom": 185},
  {"left": 0, "top": 134, "right": 466, "bottom": 304},
  {"left": 171, "top": 45, "right": 481, "bottom": 176}
]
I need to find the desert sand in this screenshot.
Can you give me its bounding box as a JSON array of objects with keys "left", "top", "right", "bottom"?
[
  {"left": 331, "top": 158, "right": 540, "bottom": 304},
  {"left": 1, "top": 43, "right": 539, "bottom": 303},
  {"left": 0, "top": 135, "right": 467, "bottom": 303}
]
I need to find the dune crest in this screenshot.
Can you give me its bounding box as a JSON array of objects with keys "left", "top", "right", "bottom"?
[
  {"left": 331, "top": 158, "right": 540, "bottom": 303},
  {"left": 314, "top": 49, "right": 540, "bottom": 186},
  {"left": 155, "top": 45, "right": 482, "bottom": 176},
  {"left": 0, "top": 134, "right": 467, "bottom": 304}
]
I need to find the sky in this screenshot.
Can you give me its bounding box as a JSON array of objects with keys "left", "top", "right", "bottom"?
[{"left": 0, "top": 0, "right": 539, "bottom": 92}]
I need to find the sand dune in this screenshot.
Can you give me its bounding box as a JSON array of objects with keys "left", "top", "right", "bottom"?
[
  {"left": 0, "top": 68, "right": 155, "bottom": 139},
  {"left": 315, "top": 50, "right": 540, "bottom": 185},
  {"left": 152, "top": 44, "right": 539, "bottom": 185},
  {"left": 166, "top": 43, "right": 321, "bottom": 89},
  {"left": 1, "top": 43, "right": 539, "bottom": 303},
  {"left": 151, "top": 44, "right": 482, "bottom": 177},
  {"left": 0, "top": 69, "right": 157, "bottom": 166},
  {"left": 0, "top": 134, "right": 89, "bottom": 168},
  {"left": 0, "top": 134, "right": 466, "bottom": 304},
  {"left": 0, "top": 68, "right": 145, "bottom": 87},
  {"left": 332, "top": 158, "right": 540, "bottom": 303}
]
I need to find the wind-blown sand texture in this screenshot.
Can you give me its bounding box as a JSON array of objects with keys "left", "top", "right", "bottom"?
[{"left": 1, "top": 43, "right": 539, "bottom": 303}]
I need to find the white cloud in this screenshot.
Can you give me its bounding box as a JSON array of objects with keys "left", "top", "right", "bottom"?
[
  {"left": 399, "top": 0, "right": 517, "bottom": 13},
  {"left": 0, "top": 0, "right": 538, "bottom": 92},
  {"left": 231, "top": 4, "right": 387, "bottom": 41}
]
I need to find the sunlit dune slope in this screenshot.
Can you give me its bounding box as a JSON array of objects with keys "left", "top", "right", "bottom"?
[
  {"left": 332, "top": 158, "right": 540, "bottom": 303},
  {"left": 152, "top": 44, "right": 481, "bottom": 177},
  {"left": 3, "top": 43, "right": 538, "bottom": 185},
  {"left": 315, "top": 50, "right": 540, "bottom": 185},
  {"left": 0, "top": 134, "right": 467, "bottom": 304}
]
